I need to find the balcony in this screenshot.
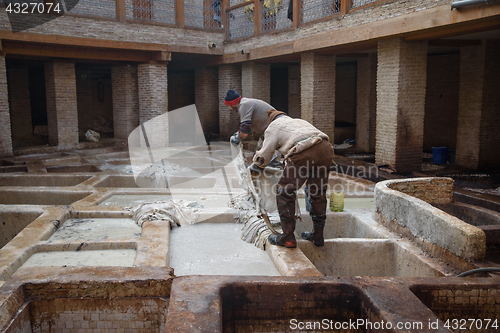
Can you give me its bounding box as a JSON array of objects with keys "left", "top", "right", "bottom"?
[{"left": 58, "top": 0, "right": 384, "bottom": 40}]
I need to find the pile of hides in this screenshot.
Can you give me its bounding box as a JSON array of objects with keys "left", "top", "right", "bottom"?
[
  {"left": 229, "top": 143, "right": 283, "bottom": 250},
  {"left": 129, "top": 200, "right": 201, "bottom": 228}
]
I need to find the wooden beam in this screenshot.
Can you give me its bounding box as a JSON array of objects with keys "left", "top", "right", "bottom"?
[
  {"left": 150, "top": 51, "right": 172, "bottom": 62},
  {"left": 2, "top": 41, "right": 156, "bottom": 62},
  {"left": 116, "top": 0, "right": 126, "bottom": 21},
  {"left": 0, "top": 31, "right": 224, "bottom": 56},
  {"left": 428, "top": 39, "right": 482, "bottom": 47},
  {"left": 176, "top": 0, "right": 185, "bottom": 28},
  {"left": 171, "top": 2, "right": 500, "bottom": 69},
  {"left": 0, "top": 31, "right": 168, "bottom": 51},
  {"left": 222, "top": 0, "right": 229, "bottom": 38},
  {"left": 226, "top": 0, "right": 255, "bottom": 12}
]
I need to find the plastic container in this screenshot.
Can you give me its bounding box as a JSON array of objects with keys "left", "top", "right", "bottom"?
[
  {"left": 432, "top": 147, "right": 449, "bottom": 165},
  {"left": 330, "top": 192, "right": 344, "bottom": 212}
]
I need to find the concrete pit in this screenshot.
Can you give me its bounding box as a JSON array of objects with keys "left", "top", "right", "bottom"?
[{"left": 0, "top": 144, "right": 499, "bottom": 332}]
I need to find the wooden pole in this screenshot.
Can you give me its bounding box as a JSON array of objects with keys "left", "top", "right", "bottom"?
[
  {"left": 293, "top": 0, "right": 301, "bottom": 28},
  {"left": 222, "top": 0, "right": 229, "bottom": 39},
  {"left": 116, "top": 0, "right": 126, "bottom": 21},
  {"left": 341, "top": 0, "right": 349, "bottom": 15},
  {"left": 176, "top": 0, "right": 185, "bottom": 28},
  {"left": 254, "top": 0, "right": 261, "bottom": 37}
]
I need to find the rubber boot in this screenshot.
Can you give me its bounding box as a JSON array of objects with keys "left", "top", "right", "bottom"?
[
  {"left": 301, "top": 220, "right": 325, "bottom": 247},
  {"left": 268, "top": 233, "right": 297, "bottom": 248},
  {"left": 268, "top": 216, "right": 297, "bottom": 248}
]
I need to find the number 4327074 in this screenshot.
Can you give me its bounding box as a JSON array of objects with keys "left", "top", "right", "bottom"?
[{"left": 6, "top": 2, "right": 62, "bottom": 14}]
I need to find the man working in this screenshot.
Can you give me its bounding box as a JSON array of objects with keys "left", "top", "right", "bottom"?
[
  {"left": 249, "top": 110, "right": 335, "bottom": 248},
  {"left": 224, "top": 89, "right": 275, "bottom": 145}
]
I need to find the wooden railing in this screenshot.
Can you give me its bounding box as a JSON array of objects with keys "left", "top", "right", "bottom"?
[
  {"left": 60, "top": 0, "right": 383, "bottom": 40},
  {"left": 225, "top": 0, "right": 354, "bottom": 41}
]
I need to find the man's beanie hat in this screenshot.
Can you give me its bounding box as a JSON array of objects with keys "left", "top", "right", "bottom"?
[{"left": 224, "top": 89, "right": 242, "bottom": 106}]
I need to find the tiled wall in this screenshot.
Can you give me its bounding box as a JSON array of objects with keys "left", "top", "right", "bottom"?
[
  {"left": 414, "top": 287, "right": 500, "bottom": 333},
  {"left": 222, "top": 283, "right": 382, "bottom": 333},
  {"left": 28, "top": 297, "right": 168, "bottom": 333},
  {"left": 4, "top": 304, "right": 31, "bottom": 333}
]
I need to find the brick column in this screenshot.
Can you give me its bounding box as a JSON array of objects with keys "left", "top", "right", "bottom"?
[
  {"left": 288, "top": 64, "right": 301, "bottom": 118},
  {"left": 45, "top": 61, "right": 79, "bottom": 150},
  {"left": 356, "top": 54, "right": 377, "bottom": 153},
  {"left": 112, "top": 65, "right": 139, "bottom": 140},
  {"left": 218, "top": 64, "right": 241, "bottom": 139},
  {"left": 456, "top": 40, "right": 500, "bottom": 170},
  {"left": 195, "top": 66, "right": 219, "bottom": 138},
  {"left": 7, "top": 64, "right": 33, "bottom": 143},
  {"left": 137, "top": 63, "right": 168, "bottom": 147},
  {"left": 242, "top": 62, "right": 270, "bottom": 103},
  {"left": 0, "top": 55, "right": 13, "bottom": 157},
  {"left": 300, "top": 52, "right": 335, "bottom": 143},
  {"left": 376, "top": 38, "right": 428, "bottom": 173}
]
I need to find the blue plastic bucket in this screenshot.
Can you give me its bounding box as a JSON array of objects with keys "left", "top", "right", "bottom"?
[{"left": 432, "top": 147, "right": 449, "bottom": 164}]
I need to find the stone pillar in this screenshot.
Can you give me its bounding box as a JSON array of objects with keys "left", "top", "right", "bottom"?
[
  {"left": 7, "top": 64, "right": 33, "bottom": 143},
  {"left": 218, "top": 64, "right": 241, "bottom": 139},
  {"left": 137, "top": 62, "right": 168, "bottom": 147},
  {"left": 300, "top": 52, "right": 335, "bottom": 143},
  {"left": 195, "top": 66, "right": 219, "bottom": 138},
  {"left": 376, "top": 38, "right": 428, "bottom": 173},
  {"left": 241, "top": 62, "right": 270, "bottom": 103},
  {"left": 456, "top": 40, "right": 500, "bottom": 170},
  {"left": 112, "top": 64, "right": 139, "bottom": 140},
  {"left": 0, "top": 55, "right": 13, "bottom": 157},
  {"left": 288, "top": 64, "right": 301, "bottom": 118},
  {"left": 45, "top": 61, "right": 79, "bottom": 150},
  {"left": 356, "top": 54, "right": 377, "bottom": 153}
]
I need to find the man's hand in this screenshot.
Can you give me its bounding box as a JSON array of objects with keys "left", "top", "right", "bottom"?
[
  {"left": 230, "top": 131, "right": 241, "bottom": 146},
  {"left": 248, "top": 163, "right": 263, "bottom": 175}
]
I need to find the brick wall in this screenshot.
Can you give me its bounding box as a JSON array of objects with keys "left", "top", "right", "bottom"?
[
  {"left": 288, "top": 64, "right": 301, "bottom": 118},
  {"left": 222, "top": 283, "right": 384, "bottom": 333},
  {"left": 44, "top": 61, "right": 79, "bottom": 150},
  {"left": 168, "top": 71, "right": 195, "bottom": 111},
  {"left": 137, "top": 63, "right": 168, "bottom": 147},
  {"left": 456, "top": 43, "right": 485, "bottom": 170},
  {"left": 0, "top": 56, "right": 13, "bottom": 157},
  {"left": 335, "top": 62, "right": 356, "bottom": 124},
  {"left": 0, "top": 11, "right": 224, "bottom": 50},
  {"left": 225, "top": 0, "right": 450, "bottom": 53},
  {"left": 300, "top": 52, "right": 335, "bottom": 143},
  {"left": 424, "top": 54, "right": 459, "bottom": 151},
  {"left": 479, "top": 40, "right": 500, "bottom": 170},
  {"left": 195, "top": 66, "right": 219, "bottom": 139},
  {"left": 376, "top": 38, "right": 427, "bottom": 173},
  {"left": 356, "top": 53, "right": 377, "bottom": 153},
  {"left": 6, "top": 64, "right": 33, "bottom": 144},
  {"left": 112, "top": 65, "right": 139, "bottom": 140},
  {"left": 76, "top": 68, "right": 93, "bottom": 137},
  {"left": 414, "top": 286, "right": 500, "bottom": 333},
  {"left": 28, "top": 298, "right": 168, "bottom": 333},
  {"left": 242, "top": 62, "right": 270, "bottom": 103},
  {"left": 387, "top": 178, "right": 453, "bottom": 205},
  {"left": 218, "top": 64, "right": 241, "bottom": 139}
]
